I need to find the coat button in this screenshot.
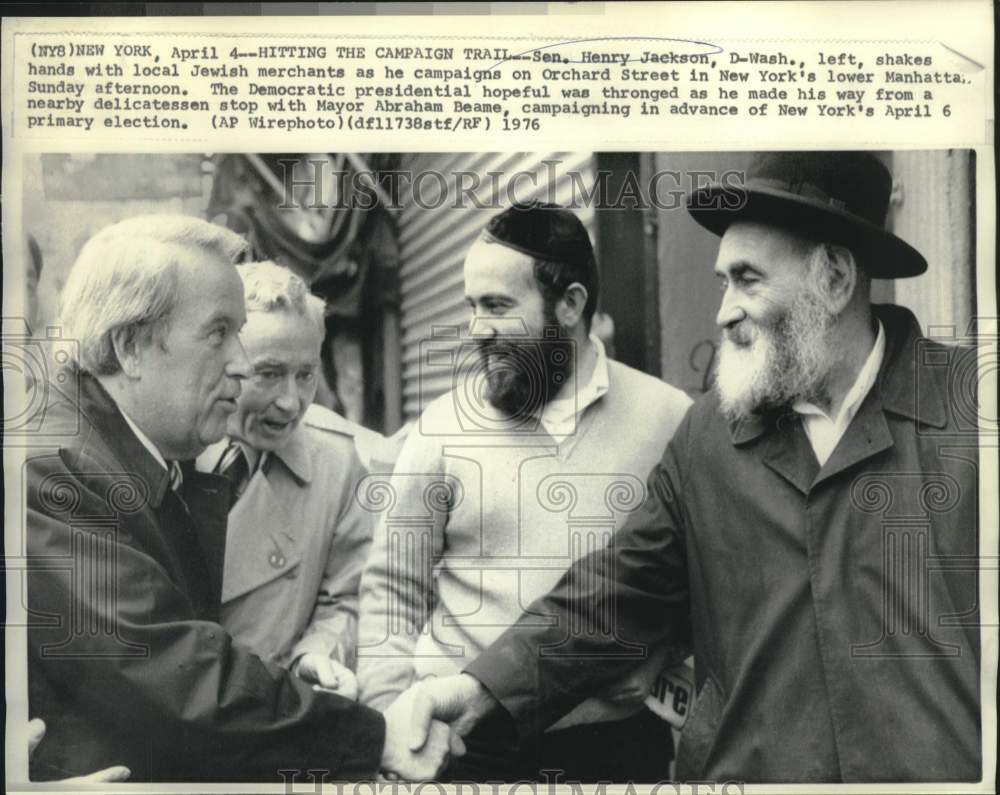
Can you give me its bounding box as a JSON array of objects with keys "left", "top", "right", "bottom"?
[{"left": 268, "top": 551, "right": 285, "bottom": 568}]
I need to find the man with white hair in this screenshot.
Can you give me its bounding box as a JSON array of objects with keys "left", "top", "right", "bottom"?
[
  {"left": 401, "top": 153, "right": 981, "bottom": 783},
  {"left": 197, "top": 261, "right": 372, "bottom": 700},
  {"left": 25, "top": 215, "right": 453, "bottom": 782}
]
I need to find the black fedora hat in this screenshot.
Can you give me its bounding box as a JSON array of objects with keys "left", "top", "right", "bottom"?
[{"left": 687, "top": 151, "right": 927, "bottom": 278}]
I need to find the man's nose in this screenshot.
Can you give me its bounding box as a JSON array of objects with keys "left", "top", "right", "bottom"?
[
  {"left": 226, "top": 335, "right": 252, "bottom": 380},
  {"left": 715, "top": 287, "right": 746, "bottom": 329},
  {"left": 274, "top": 379, "right": 301, "bottom": 414}
]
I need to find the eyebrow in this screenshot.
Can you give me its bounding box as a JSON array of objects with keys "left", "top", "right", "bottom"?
[
  {"left": 252, "top": 358, "right": 318, "bottom": 370},
  {"left": 252, "top": 359, "right": 286, "bottom": 369},
  {"left": 466, "top": 293, "right": 515, "bottom": 304},
  {"left": 199, "top": 311, "right": 237, "bottom": 331},
  {"left": 715, "top": 261, "right": 763, "bottom": 278}
]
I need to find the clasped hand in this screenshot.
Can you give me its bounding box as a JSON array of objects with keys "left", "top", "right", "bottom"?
[{"left": 378, "top": 673, "right": 497, "bottom": 781}]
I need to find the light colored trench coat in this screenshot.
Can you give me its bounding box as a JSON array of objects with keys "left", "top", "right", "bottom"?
[{"left": 198, "top": 404, "right": 375, "bottom": 669}]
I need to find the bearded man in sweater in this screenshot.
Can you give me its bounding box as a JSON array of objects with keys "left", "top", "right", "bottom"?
[{"left": 356, "top": 201, "right": 693, "bottom": 782}]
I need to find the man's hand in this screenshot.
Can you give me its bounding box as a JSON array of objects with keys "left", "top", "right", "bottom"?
[
  {"left": 379, "top": 689, "right": 454, "bottom": 781},
  {"left": 28, "top": 718, "right": 131, "bottom": 783},
  {"left": 294, "top": 653, "right": 359, "bottom": 701},
  {"left": 404, "top": 674, "right": 498, "bottom": 753}
]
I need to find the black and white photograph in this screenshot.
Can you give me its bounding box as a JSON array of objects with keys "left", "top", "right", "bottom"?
[
  {"left": 2, "top": 2, "right": 995, "bottom": 792},
  {"left": 9, "top": 148, "right": 986, "bottom": 785}
]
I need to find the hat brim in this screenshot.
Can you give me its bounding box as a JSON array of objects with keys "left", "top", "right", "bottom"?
[{"left": 687, "top": 184, "right": 927, "bottom": 279}]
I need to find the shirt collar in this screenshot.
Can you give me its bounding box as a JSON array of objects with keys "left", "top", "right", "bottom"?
[
  {"left": 874, "top": 304, "right": 949, "bottom": 428},
  {"left": 267, "top": 422, "right": 312, "bottom": 483},
  {"left": 589, "top": 334, "right": 611, "bottom": 399},
  {"left": 730, "top": 304, "right": 947, "bottom": 445},
  {"left": 540, "top": 334, "right": 610, "bottom": 426},
  {"left": 203, "top": 421, "right": 313, "bottom": 485},
  {"left": 792, "top": 319, "right": 885, "bottom": 423},
  {"left": 118, "top": 406, "right": 168, "bottom": 471}
]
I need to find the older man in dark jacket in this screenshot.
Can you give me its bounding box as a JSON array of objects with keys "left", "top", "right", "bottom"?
[
  {"left": 25, "top": 215, "right": 452, "bottom": 782},
  {"left": 404, "top": 152, "right": 983, "bottom": 783}
]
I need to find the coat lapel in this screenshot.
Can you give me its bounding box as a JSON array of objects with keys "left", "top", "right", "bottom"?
[
  {"left": 813, "top": 391, "right": 895, "bottom": 488},
  {"left": 220, "top": 470, "right": 302, "bottom": 603},
  {"left": 730, "top": 306, "right": 941, "bottom": 495},
  {"left": 180, "top": 468, "right": 231, "bottom": 609},
  {"left": 812, "top": 305, "right": 941, "bottom": 488},
  {"left": 74, "top": 374, "right": 233, "bottom": 613},
  {"left": 76, "top": 372, "right": 174, "bottom": 510},
  {"left": 759, "top": 411, "right": 819, "bottom": 495},
  {"left": 731, "top": 410, "right": 818, "bottom": 496}
]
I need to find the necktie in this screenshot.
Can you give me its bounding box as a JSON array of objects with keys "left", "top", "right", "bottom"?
[
  {"left": 165, "top": 460, "right": 195, "bottom": 535},
  {"left": 167, "top": 460, "right": 184, "bottom": 492},
  {"left": 216, "top": 442, "right": 250, "bottom": 509}
]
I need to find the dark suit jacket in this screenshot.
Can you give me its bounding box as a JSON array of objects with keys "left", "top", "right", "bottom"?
[
  {"left": 467, "top": 305, "right": 981, "bottom": 783},
  {"left": 26, "top": 372, "right": 385, "bottom": 782}
]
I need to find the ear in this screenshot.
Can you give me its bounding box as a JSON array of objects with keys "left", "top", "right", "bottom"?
[
  {"left": 817, "top": 245, "right": 858, "bottom": 314},
  {"left": 554, "top": 282, "right": 589, "bottom": 330},
  {"left": 109, "top": 324, "right": 148, "bottom": 379}
]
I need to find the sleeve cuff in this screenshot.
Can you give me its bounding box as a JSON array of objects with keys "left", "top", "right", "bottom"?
[
  {"left": 291, "top": 634, "right": 348, "bottom": 667},
  {"left": 464, "top": 649, "right": 540, "bottom": 744},
  {"left": 310, "top": 698, "right": 386, "bottom": 781}
]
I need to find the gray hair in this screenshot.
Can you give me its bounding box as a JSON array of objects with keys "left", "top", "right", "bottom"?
[
  {"left": 236, "top": 260, "right": 326, "bottom": 334},
  {"left": 59, "top": 215, "right": 248, "bottom": 375},
  {"left": 804, "top": 241, "right": 868, "bottom": 301}
]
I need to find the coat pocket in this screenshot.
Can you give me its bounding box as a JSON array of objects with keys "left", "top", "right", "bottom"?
[{"left": 675, "top": 674, "right": 724, "bottom": 781}]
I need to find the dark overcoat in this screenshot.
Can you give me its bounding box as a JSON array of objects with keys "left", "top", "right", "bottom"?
[
  {"left": 468, "top": 305, "right": 981, "bottom": 782},
  {"left": 26, "top": 373, "right": 385, "bottom": 781}
]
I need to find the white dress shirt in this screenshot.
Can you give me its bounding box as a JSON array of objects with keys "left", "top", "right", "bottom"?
[{"left": 793, "top": 320, "right": 886, "bottom": 466}]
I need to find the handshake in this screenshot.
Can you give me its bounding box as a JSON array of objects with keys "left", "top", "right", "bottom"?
[{"left": 377, "top": 673, "right": 498, "bottom": 781}]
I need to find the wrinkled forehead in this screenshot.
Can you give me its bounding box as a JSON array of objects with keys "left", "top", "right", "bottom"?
[
  {"left": 715, "top": 220, "right": 815, "bottom": 273},
  {"left": 170, "top": 247, "right": 246, "bottom": 320},
  {"left": 241, "top": 307, "right": 323, "bottom": 362}
]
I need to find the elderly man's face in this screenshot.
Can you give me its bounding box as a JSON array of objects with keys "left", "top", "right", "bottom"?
[
  {"left": 713, "top": 220, "right": 836, "bottom": 420},
  {"left": 463, "top": 239, "right": 573, "bottom": 418},
  {"left": 135, "top": 250, "right": 249, "bottom": 459},
  {"left": 228, "top": 309, "right": 322, "bottom": 451}
]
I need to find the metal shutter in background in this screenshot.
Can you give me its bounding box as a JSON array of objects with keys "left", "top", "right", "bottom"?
[{"left": 396, "top": 152, "right": 597, "bottom": 421}]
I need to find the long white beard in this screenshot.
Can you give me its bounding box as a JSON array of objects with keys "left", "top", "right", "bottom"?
[
  {"left": 716, "top": 330, "right": 774, "bottom": 422},
  {"left": 716, "top": 288, "right": 835, "bottom": 422}
]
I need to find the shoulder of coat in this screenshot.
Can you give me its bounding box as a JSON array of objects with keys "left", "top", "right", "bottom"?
[
  {"left": 303, "top": 403, "right": 366, "bottom": 439},
  {"left": 607, "top": 358, "right": 693, "bottom": 416},
  {"left": 302, "top": 403, "right": 401, "bottom": 470}
]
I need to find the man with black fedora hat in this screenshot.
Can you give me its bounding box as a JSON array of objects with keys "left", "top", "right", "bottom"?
[
  {"left": 396, "top": 152, "right": 981, "bottom": 783},
  {"left": 356, "top": 200, "right": 693, "bottom": 781}
]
